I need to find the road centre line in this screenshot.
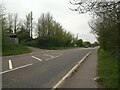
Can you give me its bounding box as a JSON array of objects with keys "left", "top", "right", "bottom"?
[
  {"left": 0, "top": 63, "right": 33, "bottom": 74},
  {"left": 8, "top": 60, "right": 13, "bottom": 70},
  {"left": 32, "top": 56, "right": 42, "bottom": 61}
]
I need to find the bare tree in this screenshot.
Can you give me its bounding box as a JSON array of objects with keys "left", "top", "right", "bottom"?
[
  {"left": 8, "top": 14, "right": 13, "bottom": 33},
  {"left": 24, "top": 13, "right": 31, "bottom": 33},
  {"left": 0, "top": 3, "right": 6, "bottom": 32},
  {"left": 13, "top": 13, "right": 18, "bottom": 33},
  {"left": 46, "top": 12, "right": 53, "bottom": 36},
  {"left": 24, "top": 12, "right": 33, "bottom": 38},
  {"left": 37, "top": 13, "right": 46, "bottom": 37},
  {"left": 70, "top": 0, "right": 120, "bottom": 14}
]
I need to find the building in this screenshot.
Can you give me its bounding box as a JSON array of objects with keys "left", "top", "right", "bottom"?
[{"left": 8, "top": 33, "right": 19, "bottom": 44}]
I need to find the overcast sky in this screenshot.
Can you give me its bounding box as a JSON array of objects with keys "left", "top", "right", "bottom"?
[{"left": 2, "top": 0, "right": 97, "bottom": 43}]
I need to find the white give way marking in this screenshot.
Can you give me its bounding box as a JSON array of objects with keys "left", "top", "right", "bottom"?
[
  {"left": 32, "top": 56, "right": 42, "bottom": 61},
  {"left": 44, "top": 54, "right": 55, "bottom": 58},
  {"left": 0, "top": 63, "right": 33, "bottom": 74}
]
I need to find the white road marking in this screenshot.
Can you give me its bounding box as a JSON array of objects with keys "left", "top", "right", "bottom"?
[
  {"left": 94, "top": 77, "right": 100, "bottom": 81},
  {"left": 52, "top": 51, "right": 93, "bottom": 89},
  {"left": 45, "top": 54, "right": 63, "bottom": 61},
  {"left": 8, "top": 60, "right": 13, "bottom": 70},
  {"left": 44, "top": 54, "right": 55, "bottom": 58},
  {"left": 54, "top": 54, "right": 63, "bottom": 58},
  {"left": 32, "top": 56, "right": 42, "bottom": 61},
  {"left": 45, "top": 58, "right": 54, "bottom": 61},
  {"left": 0, "top": 63, "right": 33, "bottom": 74}
]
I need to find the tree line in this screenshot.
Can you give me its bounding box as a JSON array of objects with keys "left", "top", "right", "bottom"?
[
  {"left": 0, "top": 3, "right": 98, "bottom": 49},
  {"left": 89, "top": 1, "right": 119, "bottom": 55},
  {"left": 70, "top": 0, "right": 120, "bottom": 55},
  {"left": 33, "top": 13, "right": 74, "bottom": 48}
]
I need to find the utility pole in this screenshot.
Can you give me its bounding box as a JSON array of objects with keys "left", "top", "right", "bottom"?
[{"left": 30, "top": 11, "right": 33, "bottom": 38}]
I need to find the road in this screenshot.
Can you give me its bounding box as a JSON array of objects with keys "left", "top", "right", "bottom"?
[{"left": 2, "top": 47, "right": 95, "bottom": 88}]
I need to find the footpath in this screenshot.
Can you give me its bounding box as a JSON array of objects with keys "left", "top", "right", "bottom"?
[{"left": 61, "top": 48, "right": 98, "bottom": 88}]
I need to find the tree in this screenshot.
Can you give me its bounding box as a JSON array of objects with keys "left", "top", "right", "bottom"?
[
  {"left": 70, "top": 0, "right": 120, "bottom": 15},
  {"left": 16, "top": 26, "right": 32, "bottom": 44},
  {"left": 46, "top": 12, "right": 53, "bottom": 36},
  {"left": 14, "top": 12, "right": 34, "bottom": 44},
  {"left": 0, "top": 3, "right": 4, "bottom": 47},
  {"left": 37, "top": 13, "right": 53, "bottom": 37},
  {"left": 35, "top": 12, "right": 74, "bottom": 48},
  {"left": 7, "top": 13, "right": 19, "bottom": 33},
  {"left": 8, "top": 14, "right": 13, "bottom": 33},
  {"left": 88, "top": 6, "right": 118, "bottom": 53},
  {"left": 70, "top": 0, "right": 120, "bottom": 54},
  {"left": 84, "top": 41, "right": 91, "bottom": 47},
  {"left": 76, "top": 39, "right": 84, "bottom": 47},
  {"left": 37, "top": 13, "right": 46, "bottom": 37},
  {"left": 0, "top": 3, "right": 8, "bottom": 46},
  {"left": 92, "top": 41, "right": 99, "bottom": 47},
  {"left": 24, "top": 12, "right": 33, "bottom": 38},
  {"left": 13, "top": 13, "right": 18, "bottom": 33}
]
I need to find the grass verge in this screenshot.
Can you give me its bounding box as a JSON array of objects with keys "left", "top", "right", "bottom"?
[
  {"left": 2, "top": 44, "right": 32, "bottom": 56},
  {"left": 98, "top": 49, "right": 118, "bottom": 88}
]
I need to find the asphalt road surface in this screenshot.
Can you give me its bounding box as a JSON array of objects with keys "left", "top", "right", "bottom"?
[{"left": 2, "top": 47, "right": 95, "bottom": 88}]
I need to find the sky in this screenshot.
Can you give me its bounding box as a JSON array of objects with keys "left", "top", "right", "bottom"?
[{"left": 2, "top": 0, "right": 97, "bottom": 43}]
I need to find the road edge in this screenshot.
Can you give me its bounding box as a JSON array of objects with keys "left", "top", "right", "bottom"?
[{"left": 52, "top": 51, "right": 93, "bottom": 90}]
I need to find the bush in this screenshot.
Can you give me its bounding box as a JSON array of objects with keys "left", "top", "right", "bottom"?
[
  {"left": 98, "top": 49, "right": 118, "bottom": 88},
  {"left": 2, "top": 44, "right": 31, "bottom": 56}
]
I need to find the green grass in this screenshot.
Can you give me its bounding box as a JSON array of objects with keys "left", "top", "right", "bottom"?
[
  {"left": 2, "top": 44, "right": 32, "bottom": 56},
  {"left": 98, "top": 49, "right": 118, "bottom": 88}
]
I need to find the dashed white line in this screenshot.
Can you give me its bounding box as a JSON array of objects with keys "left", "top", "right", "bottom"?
[
  {"left": 32, "top": 56, "right": 42, "bottom": 61},
  {"left": 45, "top": 54, "right": 63, "bottom": 61},
  {"left": 54, "top": 54, "right": 63, "bottom": 58},
  {"left": 44, "top": 54, "right": 55, "bottom": 58},
  {"left": 0, "top": 63, "right": 33, "bottom": 74},
  {"left": 8, "top": 60, "right": 13, "bottom": 70},
  {"left": 45, "top": 57, "right": 54, "bottom": 61}
]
